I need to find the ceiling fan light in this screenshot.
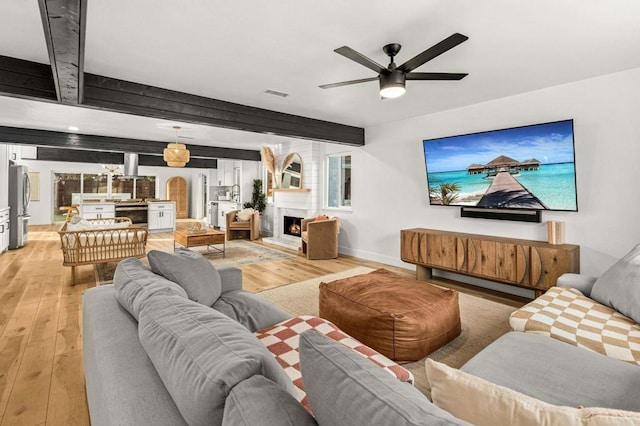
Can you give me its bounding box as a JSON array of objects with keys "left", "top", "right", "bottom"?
[
  {"left": 379, "top": 71, "right": 406, "bottom": 99},
  {"left": 380, "top": 85, "right": 406, "bottom": 99}
]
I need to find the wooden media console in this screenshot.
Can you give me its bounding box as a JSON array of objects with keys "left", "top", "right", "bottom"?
[{"left": 400, "top": 228, "right": 580, "bottom": 298}]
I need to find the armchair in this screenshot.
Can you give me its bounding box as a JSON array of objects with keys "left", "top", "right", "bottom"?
[
  {"left": 226, "top": 209, "right": 260, "bottom": 240},
  {"left": 300, "top": 216, "right": 339, "bottom": 260}
]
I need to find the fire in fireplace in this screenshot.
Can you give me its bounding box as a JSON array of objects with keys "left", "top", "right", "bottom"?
[{"left": 283, "top": 215, "right": 303, "bottom": 237}]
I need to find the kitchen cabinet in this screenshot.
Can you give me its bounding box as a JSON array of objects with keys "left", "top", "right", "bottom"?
[
  {"left": 80, "top": 203, "right": 116, "bottom": 219},
  {"left": 217, "top": 202, "right": 239, "bottom": 231},
  {"left": 148, "top": 202, "right": 176, "bottom": 233},
  {"left": 0, "top": 207, "right": 10, "bottom": 253}
]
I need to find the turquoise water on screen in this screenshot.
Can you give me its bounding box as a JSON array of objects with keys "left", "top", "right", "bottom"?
[{"left": 427, "top": 163, "right": 577, "bottom": 211}]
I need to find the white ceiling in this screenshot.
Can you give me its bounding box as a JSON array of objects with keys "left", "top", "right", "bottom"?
[{"left": 1, "top": 0, "right": 640, "bottom": 150}]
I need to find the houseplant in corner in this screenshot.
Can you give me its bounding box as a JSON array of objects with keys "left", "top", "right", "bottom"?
[{"left": 243, "top": 179, "right": 267, "bottom": 213}]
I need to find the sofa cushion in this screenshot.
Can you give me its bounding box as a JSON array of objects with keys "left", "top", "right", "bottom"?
[
  {"left": 83, "top": 285, "right": 188, "bottom": 426},
  {"left": 66, "top": 216, "right": 95, "bottom": 231},
  {"left": 510, "top": 286, "right": 640, "bottom": 365},
  {"left": 229, "top": 221, "right": 251, "bottom": 228},
  {"left": 591, "top": 243, "right": 640, "bottom": 324},
  {"left": 212, "top": 290, "right": 291, "bottom": 332},
  {"left": 257, "top": 316, "right": 414, "bottom": 413},
  {"left": 148, "top": 248, "right": 222, "bottom": 306},
  {"left": 222, "top": 375, "right": 317, "bottom": 426},
  {"left": 299, "top": 330, "right": 466, "bottom": 426},
  {"left": 113, "top": 257, "right": 187, "bottom": 320},
  {"left": 427, "top": 359, "right": 640, "bottom": 426},
  {"left": 460, "top": 332, "right": 640, "bottom": 412},
  {"left": 138, "top": 293, "right": 296, "bottom": 426}
]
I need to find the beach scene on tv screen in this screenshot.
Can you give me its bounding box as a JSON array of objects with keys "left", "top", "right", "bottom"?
[{"left": 424, "top": 120, "right": 578, "bottom": 211}]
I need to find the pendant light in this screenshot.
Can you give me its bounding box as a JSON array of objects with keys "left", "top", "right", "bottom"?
[{"left": 163, "top": 126, "right": 190, "bottom": 167}]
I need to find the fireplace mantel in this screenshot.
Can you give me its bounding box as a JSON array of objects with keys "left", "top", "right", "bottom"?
[{"left": 273, "top": 188, "right": 310, "bottom": 193}]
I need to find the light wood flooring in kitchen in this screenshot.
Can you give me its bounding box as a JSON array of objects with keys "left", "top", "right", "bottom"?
[{"left": 0, "top": 221, "right": 521, "bottom": 426}]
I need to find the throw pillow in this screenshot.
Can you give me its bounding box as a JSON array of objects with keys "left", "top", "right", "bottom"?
[
  {"left": 313, "top": 215, "right": 329, "bottom": 222},
  {"left": 223, "top": 375, "right": 317, "bottom": 426},
  {"left": 113, "top": 257, "right": 187, "bottom": 320},
  {"left": 137, "top": 293, "right": 296, "bottom": 426},
  {"left": 426, "top": 359, "right": 640, "bottom": 426},
  {"left": 590, "top": 243, "right": 640, "bottom": 324},
  {"left": 299, "top": 330, "right": 465, "bottom": 426},
  {"left": 212, "top": 291, "right": 291, "bottom": 332},
  {"left": 66, "top": 217, "right": 95, "bottom": 231},
  {"left": 147, "top": 248, "right": 222, "bottom": 306},
  {"left": 236, "top": 208, "right": 255, "bottom": 221}
]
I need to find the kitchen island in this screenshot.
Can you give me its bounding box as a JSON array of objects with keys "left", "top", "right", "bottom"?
[{"left": 80, "top": 200, "right": 176, "bottom": 233}]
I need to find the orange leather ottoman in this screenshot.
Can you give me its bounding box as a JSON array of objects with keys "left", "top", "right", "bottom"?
[{"left": 319, "top": 268, "right": 461, "bottom": 362}]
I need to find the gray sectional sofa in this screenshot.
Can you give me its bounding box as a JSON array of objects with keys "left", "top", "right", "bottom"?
[
  {"left": 83, "top": 251, "right": 465, "bottom": 426},
  {"left": 82, "top": 260, "right": 294, "bottom": 426},
  {"left": 83, "top": 246, "right": 640, "bottom": 425},
  {"left": 427, "top": 245, "right": 640, "bottom": 424}
]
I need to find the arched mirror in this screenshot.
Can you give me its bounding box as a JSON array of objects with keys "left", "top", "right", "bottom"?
[{"left": 280, "top": 153, "right": 303, "bottom": 189}]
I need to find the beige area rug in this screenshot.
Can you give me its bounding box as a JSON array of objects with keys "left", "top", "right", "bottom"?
[
  {"left": 94, "top": 240, "right": 294, "bottom": 285},
  {"left": 258, "top": 267, "right": 517, "bottom": 396}
]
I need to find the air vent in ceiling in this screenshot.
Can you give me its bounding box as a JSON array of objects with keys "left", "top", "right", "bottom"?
[{"left": 263, "top": 89, "right": 289, "bottom": 98}]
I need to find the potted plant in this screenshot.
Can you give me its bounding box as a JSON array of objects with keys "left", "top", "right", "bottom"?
[{"left": 243, "top": 179, "right": 267, "bottom": 213}]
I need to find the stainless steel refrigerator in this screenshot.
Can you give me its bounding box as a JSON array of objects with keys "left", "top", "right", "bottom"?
[{"left": 8, "top": 165, "right": 30, "bottom": 249}]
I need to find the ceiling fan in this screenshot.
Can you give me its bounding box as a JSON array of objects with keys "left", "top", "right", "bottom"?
[{"left": 320, "top": 33, "right": 469, "bottom": 99}]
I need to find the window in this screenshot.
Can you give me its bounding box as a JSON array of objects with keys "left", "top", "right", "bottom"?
[
  {"left": 53, "top": 173, "right": 81, "bottom": 221},
  {"left": 83, "top": 173, "right": 108, "bottom": 197},
  {"left": 326, "top": 153, "right": 351, "bottom": 209},
  {"left": 135, "top": 176, "right": 157, "bottom": 200},
  {"left": 111, "top": 175, "right": 156, "bottom": 200},
  {"left": 52, "top": 172, "right": 157, "bottom": 222},
  {"left": 111, "top": 175, "right": 134, "bottom": 199}
]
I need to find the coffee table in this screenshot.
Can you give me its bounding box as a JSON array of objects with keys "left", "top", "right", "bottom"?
[{"left": 173, "top": 228, "right": 226, "bottom": 257}]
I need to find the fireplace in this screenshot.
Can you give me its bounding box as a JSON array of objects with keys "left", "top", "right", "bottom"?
[
  {"left": 261, "top": 197, "right": 309, "bottom": 250},
  {"left": 283, "top": 215, "right": 303, "bottom": 237}
]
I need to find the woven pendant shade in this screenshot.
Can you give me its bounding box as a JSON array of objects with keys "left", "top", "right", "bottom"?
[
  {"left": 164, "top": 125, "right": 190, "bottom": 167},
  {"left": 164, "top": 143, "right": 190, "bottom": 167}
]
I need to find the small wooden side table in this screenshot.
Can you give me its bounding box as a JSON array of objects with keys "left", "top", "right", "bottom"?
[{"left": 174, "top": 228, "right": 226, "bottom": 257}]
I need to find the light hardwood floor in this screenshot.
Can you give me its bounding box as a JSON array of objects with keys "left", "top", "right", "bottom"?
[{"left": 0, "top": 222, "right": 522, "bottom": 426}]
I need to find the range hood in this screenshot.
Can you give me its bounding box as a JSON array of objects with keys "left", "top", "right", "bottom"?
[{"left": 123, "top": 153, "right": 139, "bottom": 178}]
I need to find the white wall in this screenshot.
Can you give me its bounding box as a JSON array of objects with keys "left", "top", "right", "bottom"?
[
  {"left": 240, "top": 159, "right": 260, "bottom": 207},
  {"left": 334, "top": 66, "right": 640, "bottom": 278},
  {"left": 5, "top": 67, "right": 640, "bottom": 281}
]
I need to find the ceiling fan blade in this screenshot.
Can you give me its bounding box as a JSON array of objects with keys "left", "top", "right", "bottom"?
[
  {"left": 406, "top": 72, "right": 468, "bottom": 80},
  {"left": 397, "top": 33, "right": 468, "bottom": 73},
  {"left": 319, "top": 77, "right": 378, "bottom": 89},
  {"left": 334, "top": 46, "right": 387, "bottom": 74}
]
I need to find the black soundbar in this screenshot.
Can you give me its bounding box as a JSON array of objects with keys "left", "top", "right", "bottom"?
[{"left": 460, "top": 207, "right": 542, "bottom": 223}]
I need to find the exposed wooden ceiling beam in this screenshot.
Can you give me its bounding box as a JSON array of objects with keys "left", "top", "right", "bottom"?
[
  {"left": 83, "top": 74, "right": 365, "bottom": 146},
  {"left": 0, "top": 125, "right": 260, "bottom": 161},
  {"left": 0, "top": 56, "right": 57, "bottom": 101},
  {"left": 0, "top": 55, "right": 365, "bottom": 145},
  {"left": 36, "top": 147, "right": 219, "bottom": 169},
  {"left": 37, "top": 0, "right": 87, "bottom": 104}
]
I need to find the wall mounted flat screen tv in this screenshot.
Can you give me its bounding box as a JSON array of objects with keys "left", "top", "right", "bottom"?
[{"left": 423, "top": 119, "right": 578, "bottom": 211}]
